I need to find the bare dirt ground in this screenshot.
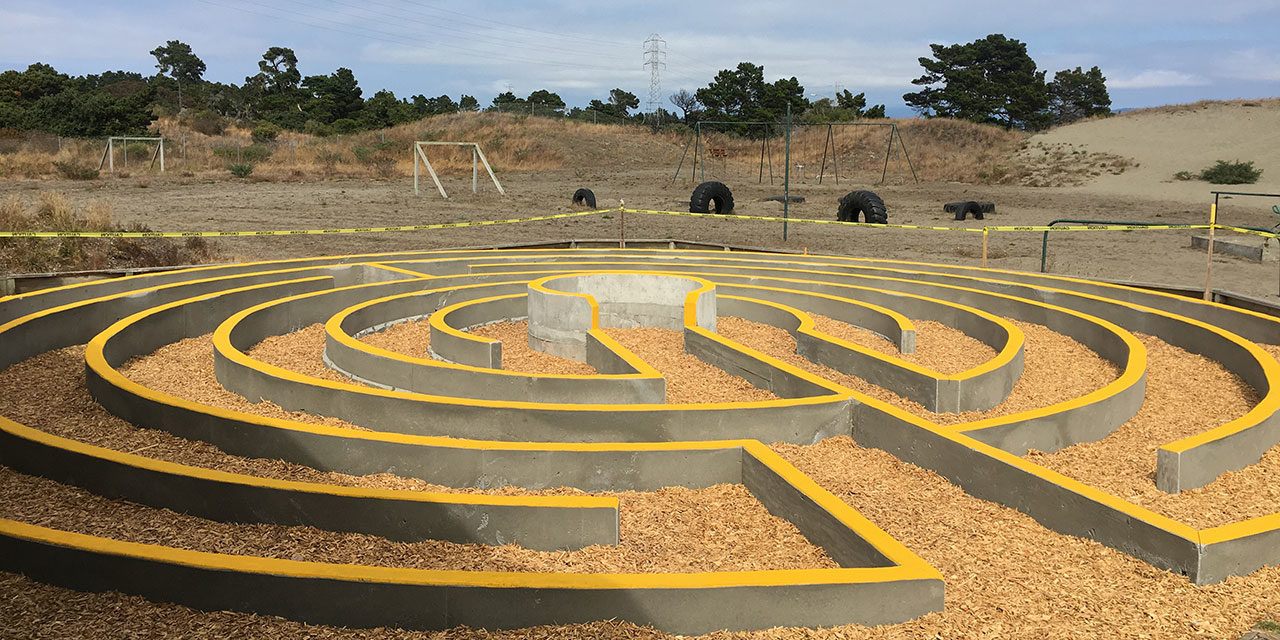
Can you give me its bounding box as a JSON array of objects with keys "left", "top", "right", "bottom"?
[{"left": 3, "top": 163, "right": 1276, "bottom": 301}]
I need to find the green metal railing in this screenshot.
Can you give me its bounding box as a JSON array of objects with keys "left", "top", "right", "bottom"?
[{"left": 1040, "top": 219, "right": 1178, "bottom": 273}]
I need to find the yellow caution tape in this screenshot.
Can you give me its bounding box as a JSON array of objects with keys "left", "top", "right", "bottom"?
[
  {"left": 1216, "top": 225, "right": 1280, "bottom": 239},
  {"left": 985, "top": 224, "right": 1213, "bottom": 232},
  {"left": 0, "top": 210, "right": 612, "bottom": 238},
  {"left": 624, "top": 208, "right": 985, "bottom": 232},
  {"left": 0, "top": 204, "right": 1242, "bottom": 238},
  {"left": 625, "top": 209, "right": 1213, "bottom": 234}
]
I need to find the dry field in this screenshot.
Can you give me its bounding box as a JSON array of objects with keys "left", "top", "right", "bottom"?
[
  {"left": 2, "top": 165, "right": 1275, "bottom": 300},
  {"left": 3, "top": 105, "right": 1277, "bottom": 300}
]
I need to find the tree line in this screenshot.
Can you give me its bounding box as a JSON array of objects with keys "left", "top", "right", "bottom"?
[{"left": 0, "top": 33, "right": 1109, "bottom": 140}]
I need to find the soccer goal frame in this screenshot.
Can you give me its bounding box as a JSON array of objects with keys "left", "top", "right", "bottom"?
[
  {"left": 412, "top": 141, "right": 506, "bottom": 198},
  {"left": 99, "top": 136, "right": 165, "bottom": 173}
]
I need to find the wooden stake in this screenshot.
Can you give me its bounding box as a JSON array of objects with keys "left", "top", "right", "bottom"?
[
  {"left": 1203, "top": 203, "right": 1217, "bottom": 301},
  {"left": 982, "top": 227, "right": 989, "bottom": 268}
]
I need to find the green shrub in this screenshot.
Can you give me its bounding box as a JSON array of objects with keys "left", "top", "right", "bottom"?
[
  {"left": 315, "top": 150, "right": 342, "bottom": 166},
  {"left": 52, "top": 161, "right": 100, "bottom": 180},
  {"left": 212, "top": 145, "right": 272, "bottom": 163},
  {"left": 125, "top": 141, "right": 152, "bottom": 158},
  {"left": 228, "top": 163, "right": 254, "bottom": 178},
  {"left": 303, "top": 119, "right": 334, "bottom": 137},
  {"left": 182, "top": 109, "right": 226, "bottom": 135},
  {"left": 251, "top": 122, "right": 281, "bottom": 143},
  {"left": 352, "top": 145, "right": 374, "bottom": 163},
  {"left": 1199, "top": 160, "right": 1262, "bottom": 185},
  {"left": 332, "top": 118, "right": 359, "bottom": 134}
]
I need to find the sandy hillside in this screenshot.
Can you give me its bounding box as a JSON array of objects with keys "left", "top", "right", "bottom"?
[{"left": 1027, "top": 99, "right": 1280, "bottom": 204}]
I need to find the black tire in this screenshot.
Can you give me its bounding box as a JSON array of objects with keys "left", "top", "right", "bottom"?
[
  {"left": 945, "top": 201, "right": 980, "bottom": 221},
  {"left": 837, "top": 190, "right": 888, "bottom": 224},
  {"left": 690, "top": 181, "right": 734, "bottom": 214},
  {"left": 944, "top": 201, "right": 994, "bottom": 220},
  {"left": 572, "top": 188, "right": 597, "bottom": 209}
]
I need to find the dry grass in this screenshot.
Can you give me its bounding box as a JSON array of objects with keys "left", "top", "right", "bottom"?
[
  {"left": 1113, "top": 97, "right": 1280, "bottom": 118},
  {"left": 683, "top": 116, "right": 1028, "bottom": 185},
  {"left": 0, "top": 191, "right": 220, "bottom": 274},
  {"left": 1, "top": 112, "right": 1056, "bottom": 185}
]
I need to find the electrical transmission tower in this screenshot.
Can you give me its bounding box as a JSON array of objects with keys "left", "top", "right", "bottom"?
[{"left": 643, "top": 34, "right": 666, "bottom": 120}]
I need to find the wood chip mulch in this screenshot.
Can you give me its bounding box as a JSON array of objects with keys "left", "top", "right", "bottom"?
[
  {"left": 602, "top": 326, "right": 780, "bottom": 404},
  {"left": 1, "top": 318, "right": 1277, "bottom": 637},
  {"left": 811, "top": 314, "right": 997, "bottom": 375},
  {"left": 715, "top": 316, "right": 1120, "bottom": 425},
  {"left": 717, "top": 317, "right": 1280, "bottom": 526},
  {"left": 358, "top": 316, "right": 434, "bottom": 358},
  {"left": 3, "top": 437, "right": 1278, "bottom": 638},
  {"left": 0, "top": 346, "right": 516, "bottom": 494},
  {"left": 121, "top": 332, "right": 366, "bottom": 430},
  {"left": 0, "top": 466, "right": 833, "bottom": 574},
  {"left": 1028, "top": 338, "right": 1275, "bottom": 527},
  {"left": 468, "top": 319, "right": 597, "bottom": 375}
]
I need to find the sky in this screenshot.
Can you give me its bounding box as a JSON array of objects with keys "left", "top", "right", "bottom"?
[{"left": 2, "top": 0, "right": 1277, "bottom": 117}]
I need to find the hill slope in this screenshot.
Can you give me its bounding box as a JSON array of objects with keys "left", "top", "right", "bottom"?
[{"left": 1026, "top": 99, "right": 1280, "bottom": 198}]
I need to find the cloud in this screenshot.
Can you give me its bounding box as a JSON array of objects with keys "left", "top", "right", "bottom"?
[
  {"left": 1215, "top": 48, "right": 1280, "bottom": 83},
  {"left": 1109, "top": 69, "right": 1210, "bottom": 89}
]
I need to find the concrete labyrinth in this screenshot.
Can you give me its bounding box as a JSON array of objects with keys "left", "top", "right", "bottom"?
[{"left": 0, "top": 246, "right": 1278, "bottom": 634}]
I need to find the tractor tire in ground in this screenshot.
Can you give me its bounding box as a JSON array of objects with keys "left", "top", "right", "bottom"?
[
  {"left": 690, "top": 181, "right": 734, "bottom": 214},
  {"left": 837, "top": 190, "right": 888, "bottom": 224},
  {"left": 944, "top": 201, "right": 994, "bottom": 221},
  {"left": 572, "top": 188, "right": 597, "bottom": 209}
]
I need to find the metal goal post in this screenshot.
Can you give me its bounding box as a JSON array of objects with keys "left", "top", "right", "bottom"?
[
  {"left": 99, "top": 136, "right": 165, "bottom": 173},
  {"left": 412, "top": 142, "right": 505, "bottom": 198}
]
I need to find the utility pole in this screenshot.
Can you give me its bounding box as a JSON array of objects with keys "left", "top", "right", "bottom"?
[{"left": 643, "top": 34, "right": 666, "bottom": 122}]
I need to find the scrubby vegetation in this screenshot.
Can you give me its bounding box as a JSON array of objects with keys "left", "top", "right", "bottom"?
[
  {"left": 1175, "top": 160, "right": 1263, "bottom": 185},
  {"left": 1199, "top": 160, "right": 1263, "bottom": 185},
  {"left": 0, "top": 192, "right": 220, "bottom": 274}
]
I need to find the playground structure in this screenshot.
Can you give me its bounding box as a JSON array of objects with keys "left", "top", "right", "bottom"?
[
  {"left": 671, "top": 121, "right": 919, "bottom": 186},
  {"left": 1, "top": 245, "right": 1279, "bottom": 634},
  {"left": 98, "top": 136, "right": 165, "bottom": 173},
  {"left": 412, "top": 141, "right": 505, "bottom": 198}
]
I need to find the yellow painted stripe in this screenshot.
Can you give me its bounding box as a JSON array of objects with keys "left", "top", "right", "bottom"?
[
  {"left": 719, "top": 289, "right": 1020, "bottom": 382},
  {"left": 210, "top": 272, "right": 847, "bottom": 411},
  {"left": 0, "top": 518, "right": 933, "bottom": 589},
  {"left": 10, "top": 246, "right": 1277, "bottom": 549},
  {"left": 740, "top": 441, "right": 940, "bottom": 580},
  {"left": 0, "top": 414, "right": 615, "bottom": 510}
]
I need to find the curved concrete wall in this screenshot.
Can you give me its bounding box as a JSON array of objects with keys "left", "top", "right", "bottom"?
[{"left": 527, "top": 272, "right": 716, "bottom": 360}]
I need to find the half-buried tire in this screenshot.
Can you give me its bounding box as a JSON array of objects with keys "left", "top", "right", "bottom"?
[
  {"left": 690, "top": 181, "right": 734, "bottom": 214},
  {"left": 837, "top": 190, "right": 888, "bottom": 224},
  {"left": 572, "top": 188, "right": 597, "bottom": 209},
  {"left": 944, "top": 201, "right": 993, "bottom": 221}
]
